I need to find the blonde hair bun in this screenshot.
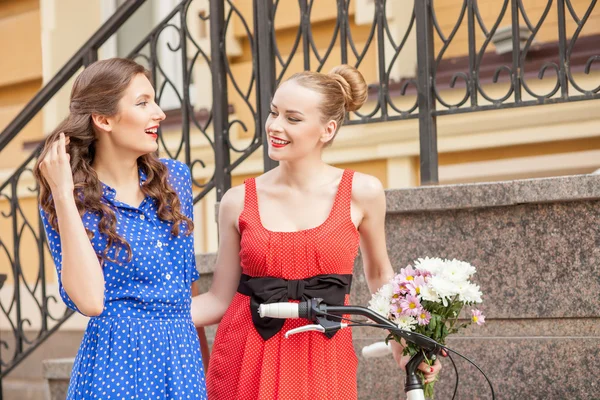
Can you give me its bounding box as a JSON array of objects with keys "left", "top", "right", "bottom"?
[{"left": 328, "top": 65, "right": 368, "bottom": 112}]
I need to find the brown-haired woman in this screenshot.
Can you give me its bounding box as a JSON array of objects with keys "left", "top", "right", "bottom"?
[
  {"left": 35, "top": 58, "right": 207, "bottom": 399},
  {"left": 191, "top": 65, "right": 441, "bottom": 399}
]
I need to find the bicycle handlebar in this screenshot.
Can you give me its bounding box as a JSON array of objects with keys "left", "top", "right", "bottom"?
[
  {"left": 362, "top": 341, "right": 392, "bottom": 358},
  {"left": 258, "top": 298, "right": 495, "bottom": 400},
  {"left": 258, "top": 298, "right": 442, "bottom": 352},
  {"left": 258, "top": 302, "right": 300, "bottom": 319}
]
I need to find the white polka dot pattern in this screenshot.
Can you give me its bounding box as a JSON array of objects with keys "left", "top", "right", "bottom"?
[
  {"left": 207, "top": 169, "right": 360, "bottom": 400},
  {"left": 41, "top": 158, "right": 207, "bottom": 399}
]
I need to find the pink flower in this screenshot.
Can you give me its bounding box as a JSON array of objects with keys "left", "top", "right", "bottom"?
[
  {"left": 471, "top": 309, "right": 486, "bottom": 325},
  {"left": 406, "top": 275, "right": 427, "bottom": 297},
  {"left": 414, "top": 268, "right": 432, "bottom": 279},
  {"left": 416, "top": 309, "right": 431, "bottom": 325},
  {"left": 397, "top": 266, "right": 418, "bottom": 283},
  {"left": 399, "top": 294, "right": 422, "bottom": 317},
  {"left": 392, "top": 283, "right": 408, "bottom": 296},
  {"left": 391, "top": 280, "right": 409, "bottom": 301}
]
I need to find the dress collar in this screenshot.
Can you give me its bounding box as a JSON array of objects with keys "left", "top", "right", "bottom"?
[{"left": 100, "top": 167, "right": 147, "bottom": 202}]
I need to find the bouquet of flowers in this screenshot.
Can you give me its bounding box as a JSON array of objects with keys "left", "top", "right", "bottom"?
[{"left": 368, "top": 257, "right": 486, "bottom": 399}]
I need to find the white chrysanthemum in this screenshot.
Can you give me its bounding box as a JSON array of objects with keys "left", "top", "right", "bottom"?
[
  {"left": 394, "top": 315, "right": 417, "bottom": 331},
  {"left": 419, "top": 284, "right": 441, "bottom": 303},
  {"left": 440, "top": 259, "right": 475, "bottom": 284},
  {"left": 440, "top": 260, "right": 476, "bottom": 283},
  {"left": 428, "top": 275, "right": 460, "bottom": 306},
  {"left": 378, "top": 283, "right": 394, "bottom": 299},
  {"left": 414, "top": 257, "right": 445, "bottom": 275},
  {"left": 458, "top": 282, "right": 483, "bottom": 303},
  {"left": 456, "top": 259, "right": 476, "bottom": 277},
  {"left": 368, "top": 292, "right": 392, "bottom": 318}
]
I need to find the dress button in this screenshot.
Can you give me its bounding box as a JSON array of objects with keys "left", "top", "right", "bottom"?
[
  {"left": 140, "top": 214, "right": 145, "bottom": 220},
  {"left": 165, "top": 273, "right": 171, "bottom": 280},
  {"left": 156, "top": 241, "right": 162, "bottom": 248}
]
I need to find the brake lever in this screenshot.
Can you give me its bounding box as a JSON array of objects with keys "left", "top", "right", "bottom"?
[
  {"left": 285, "top": 324, "right": 325, "bottom": 338},
  {"left": 284, "top": 321, "right": 349, "bottom": 338}
]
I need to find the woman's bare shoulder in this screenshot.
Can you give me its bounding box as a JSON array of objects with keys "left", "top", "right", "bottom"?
[
  {"left": 351, "top": 171, "right": 385, "bottom": 204},
  {"left": 220, "top": 183, "right": 245, "bottom": 215}
]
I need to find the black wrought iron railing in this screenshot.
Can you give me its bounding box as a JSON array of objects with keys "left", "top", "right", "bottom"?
[{"left": 0, "top": 0, "right": 599, "bottom": 393}]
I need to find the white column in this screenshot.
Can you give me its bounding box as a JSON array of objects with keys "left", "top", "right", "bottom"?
[
  {"left": 387, "top": 0, "right": 417, "bottom": 81},
  {"left": 100, "top": 0, "right": 118, "bottom": 60},
  {"left": 153, "top": 0, "right": 186, "bottom": 111},
  {"left": 386, "top": 157, "right": 418, "bottom": 189},
  {"left": 40, "top": 0, "right": 103, "bottom": 135},
  {"left": 354, "top": 0, "right": 416, "bottom": 81}
]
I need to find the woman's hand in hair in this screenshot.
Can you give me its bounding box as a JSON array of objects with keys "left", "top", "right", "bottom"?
[{"left": 39, "top": 132, "right": 74, "bottom": 199}]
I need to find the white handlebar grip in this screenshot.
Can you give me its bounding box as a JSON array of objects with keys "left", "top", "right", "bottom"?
[
  {"left": 258, "top": 303, "right": 300, "bottom": 319},
  {"left": 361, "top": 341, "right": 392, "bottom": 358}
]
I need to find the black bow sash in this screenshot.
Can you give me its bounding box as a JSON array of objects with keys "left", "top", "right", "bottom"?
[{"left": 237, "top": 273, "right": 353, "bottom": 341}]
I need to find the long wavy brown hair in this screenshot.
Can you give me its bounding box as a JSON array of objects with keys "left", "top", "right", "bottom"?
[{"left": 34, "top": 58, "right": 193, "bottom": 264}]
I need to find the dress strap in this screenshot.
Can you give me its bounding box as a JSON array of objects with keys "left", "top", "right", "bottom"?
[
  {"left": 240, "top": 178, "right": 260, "bottom": 224},
  {"left": 331, "top": 169, "right": 354, "bottom": 218}
]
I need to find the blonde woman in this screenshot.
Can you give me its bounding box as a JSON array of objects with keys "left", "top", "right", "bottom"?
[{"left": 192, "top": 65, "right": 442, "bottom": 399}]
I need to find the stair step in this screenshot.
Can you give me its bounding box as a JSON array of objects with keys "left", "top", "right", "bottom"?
[
  {"left": 2, "top": 377, "right": 47, "bottom": 400},
  {"left": 42, "top": 358, "right": 73, "bottom": 400},
  {"left": 42, "top": 358, "right": 74, "bottom": 379}
]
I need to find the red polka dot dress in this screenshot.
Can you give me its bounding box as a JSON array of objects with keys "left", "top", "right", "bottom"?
[{"left": 206, "top": 170, "right": 360, "bottom": 400}]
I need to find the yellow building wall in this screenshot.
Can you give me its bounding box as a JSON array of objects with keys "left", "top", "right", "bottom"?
[
  {"left": 0, "top": 2, "right": 41, "bottom": 87},
  {"left": 0, "top": 0, "right": 46, "bottom": 285},
  {"left": 440, "top": 136, "right": 600, "bottom": 166},
  {"left": 1, "top": 0, "right": 599, "bottom": 259},
  {"left": 0, "top": 0, "right": 43, "bottom": 169},
  {"left": 434, "top": 0, "right": 600, "bottom": 58},
  {"left": 1, "top": 0, "right": 106, "bottom": 286},
  {"left": 232, "top": 0, "right": 346, "bottom": 38}
]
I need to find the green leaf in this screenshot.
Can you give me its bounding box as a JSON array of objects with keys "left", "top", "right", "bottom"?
[
  {"left": 430, "top": 316, "right": 437, "bottom": 331},
  {"left": 435, "top": 319, "right": 443, "bottom": 340}
]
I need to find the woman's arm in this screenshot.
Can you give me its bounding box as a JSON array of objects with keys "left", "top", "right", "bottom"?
[
  {"left": 353, "top": 173, "right": 394, "bottom": 292},
  {"left": 353, "top": 173, "right": 441, "bottom": 381},
  {"left": 40, "top": 133, "right": 105, "bottom": 316},
  {"left": 191, "top": 185, "right": 244, "bottom": 327}
]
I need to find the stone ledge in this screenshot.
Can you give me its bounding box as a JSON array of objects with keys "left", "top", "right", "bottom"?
[
  {"left": 2, "top": 379, "right": 47, "bottom": 400},
  {"left": 386, "top": 173, "right": 600, "bottom": 213},
  {"left": 42, "top": 358, "right": 74, "bottom": 380},
  {"left": 195, "top": 252, "right": 217, "bottom": 275},
  {"left": 355, "top": 336, "right": 599, "bottom": 400}
]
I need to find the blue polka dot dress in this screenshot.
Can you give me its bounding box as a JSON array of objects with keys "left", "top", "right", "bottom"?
[{"left": 41, "top": 159, "right": 207, "bottom": 399}]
